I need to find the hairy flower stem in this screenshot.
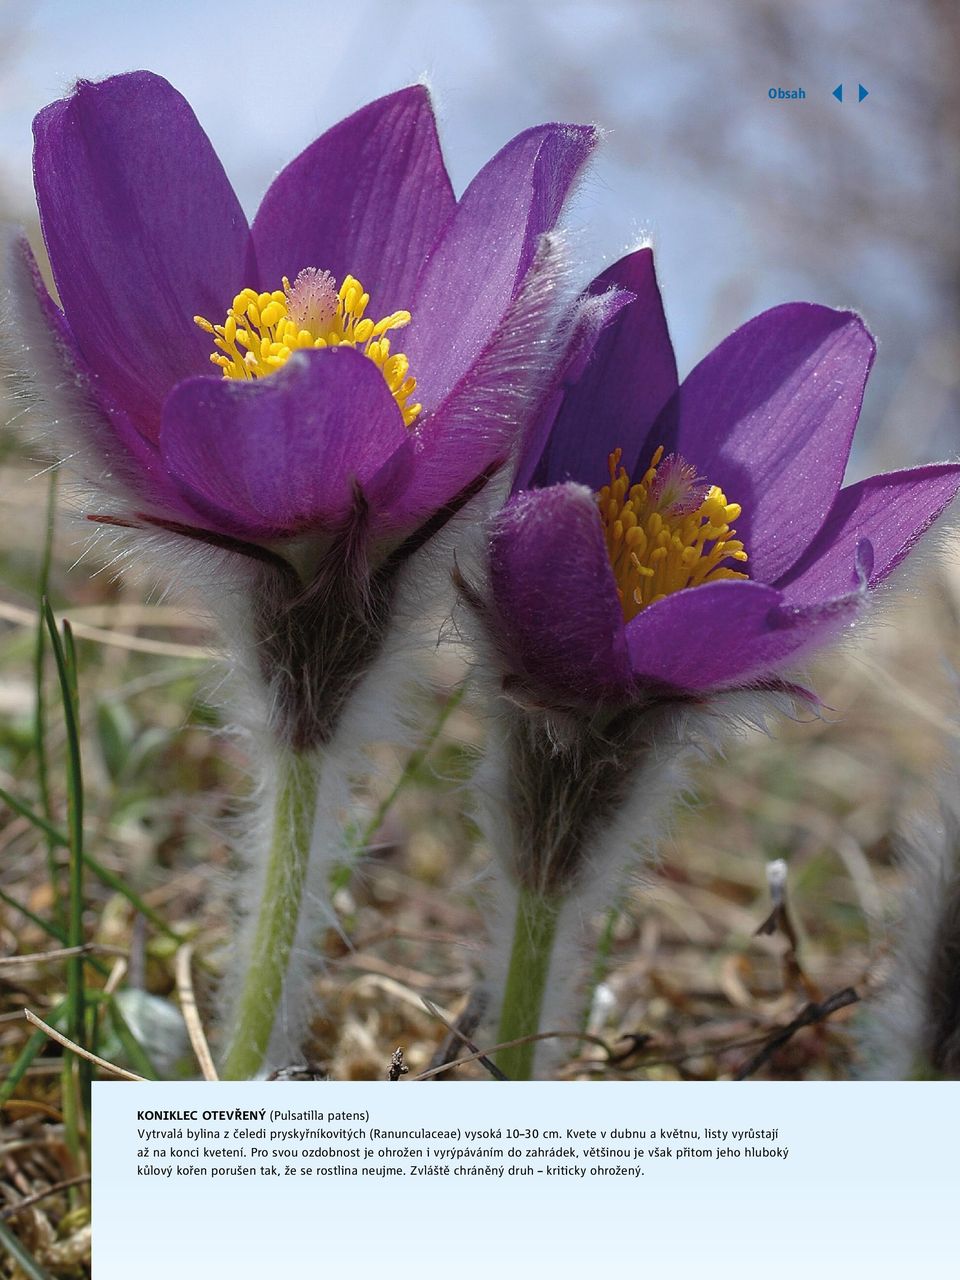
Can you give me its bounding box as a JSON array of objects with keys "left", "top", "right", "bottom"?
[
  {"left": 222, "top": 750, "right": 318, "bottom": 1080},
  {"left": 496, "top": 888, "right": 561, "bottom": 1080}
]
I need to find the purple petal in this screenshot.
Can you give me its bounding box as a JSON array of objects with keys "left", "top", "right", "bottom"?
[
  {"left": 383, "top": 236, "right": 569, "bottom": 530},
  {"left": 33, "top": 71, "right": 253, "bottom": 441},
  {"left": 489, "top": 484, "right": 632, "bottom": 700},
  {"left": 664, "top": 304, "right": 875, "bottom": 584},
  {"left": 159, "top": 349, "right": 413, "bottom": 541},
  {"left": 512, "top": 280, "right": 635, "bottom": 493},
  {"left": 778, "top": 465, "right": 960, "bottom": 605},
  {"left": 251, "top": 86, "right": 454, "bottom": 316},
  {"left": 624, "top": 579, "right": 861, "bottom": 692},
  {"left": 9, "top": 233, "right": 200, "bottom": 517},
  {"left": 406, "top": 122, "right": 597, "bottom": 411},
  {"left": 528, "top": 248, "right": 679, "bottom": 490}
]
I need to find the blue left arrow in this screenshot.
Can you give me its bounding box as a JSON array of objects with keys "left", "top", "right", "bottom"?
[{"left": 833, "top": 83, "right": 843, "bottom": 102}]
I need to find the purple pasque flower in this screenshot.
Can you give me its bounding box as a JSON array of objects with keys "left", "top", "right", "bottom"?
[
  {"left": 21, "top": 70, "right": 596, "bottom": 541},
  {"left": 484, "top": 247, "right": 960, "bottom": 707},
  {"left": 14, "top": 71, "right": 596, "bottom": 745}
]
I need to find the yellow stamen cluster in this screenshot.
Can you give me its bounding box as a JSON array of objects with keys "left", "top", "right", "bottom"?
[
  {"left": 194, "top": 270, "right": 421, "bottom": 427},
  {"left": 597, "top": 445, "right": 749, "bottom": 621}
]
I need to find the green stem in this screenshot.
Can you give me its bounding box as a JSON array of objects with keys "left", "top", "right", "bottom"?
[
  {"left": 221, "top": 750, "right": 318, "bottom": 1079},
  {"left": 496, "top": 888, "right": 561, "bottom": 1080}
]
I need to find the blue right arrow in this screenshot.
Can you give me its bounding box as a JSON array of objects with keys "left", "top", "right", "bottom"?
[
  {"left": 833, "top": 83, "right": 843, "bottom": 102},
  {"left": 858, "top": 83, "right": 869, "bottom": 101}
]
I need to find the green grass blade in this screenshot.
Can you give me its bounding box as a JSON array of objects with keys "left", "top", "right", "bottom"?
[
  {"left": 42, "top": 603, "right": 90, "bottom": 1129},
  {"left": 0, "top": 1000, "right": 66, "bottom": 1107},
  {"left": 0, "top": 1031, "right": 52, "bottom": 1107},
  {"left": 0, "top": 778, "right": 189, "bottom": 943},
  {"left": 0, "top": 905, "right": 158, "bottom": 1080},
  {"left": 0, "top": 903, "right": 158, "bottom": 1078},
  {"left": 0, "top": 781, "right": 69, "bottom": 846},
  {"left": 105, "top": 1003, "right": 159, "bottom": 1080},
  {"left": 0, "top": 775, "right": 187, "bottom": 945},
  {"left": 0, "top": 886, "right": 69, "bottom": 945}
]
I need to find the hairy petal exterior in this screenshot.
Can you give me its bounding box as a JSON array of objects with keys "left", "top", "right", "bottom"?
[
  {"left": 5, "top": 233, "right": 206, "bottom": 520},
  {"left": 489, "top": 483, "right": 632, "bottom": 701},
  {"left": 33, "top": 71, "right": 254, "bottom": 440},
  {"left": 406, "top": 123, "right": 597, "bottom": 410},
  {"left": 513, "top": 281, "right": 635, "bottom": 493},
  {"left": 528, "top": 247, "right": 679, "bottom": 490},
  {"left": 384, "top": 234, "right": 574, "bottom": 529}
]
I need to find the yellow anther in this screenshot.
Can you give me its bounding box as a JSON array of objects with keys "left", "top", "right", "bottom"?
[
  {"left": 260, "top": 300, "right": 284, "bottom": 327},
  {"left": 596, "top": 445, "right": 749, "bottom": 620},
  {"left": 194, "top": 267, "right": 421, "bottom": 427}
]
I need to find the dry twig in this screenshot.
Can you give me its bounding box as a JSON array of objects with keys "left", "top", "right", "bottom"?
[
  {"left": 411, "top": 1028, "right": 617, "bottom": 1081},
  {"left": 422, "top": 996, "right": 507, "bottom": 1081},
  {"left": 175, "top": 944, "right": 218, "bottom": 1081},
  {"left": 733, "top": 988, "right": 860, "bottom": 1080},
  {"left": 0, "top": 945, "right": 127, "bottom": 969},
  {"left": 23, "top": 1009, "right": 145, "bottom": 1082},
  {"left": 0, "top": 1175, "right": 91, "bottom": 1223}
]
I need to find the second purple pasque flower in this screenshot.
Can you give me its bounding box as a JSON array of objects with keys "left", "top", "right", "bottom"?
[
  {"left": 487, "top": 248, "right": 960, "bottom": 706},
  {"left": 463, "top": 250, "right": 960, "bottom": 1078}
]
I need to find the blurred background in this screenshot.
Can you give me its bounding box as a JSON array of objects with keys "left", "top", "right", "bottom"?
[{"left": 1, "top": 0, "right": 959, "bottom": 1268}]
